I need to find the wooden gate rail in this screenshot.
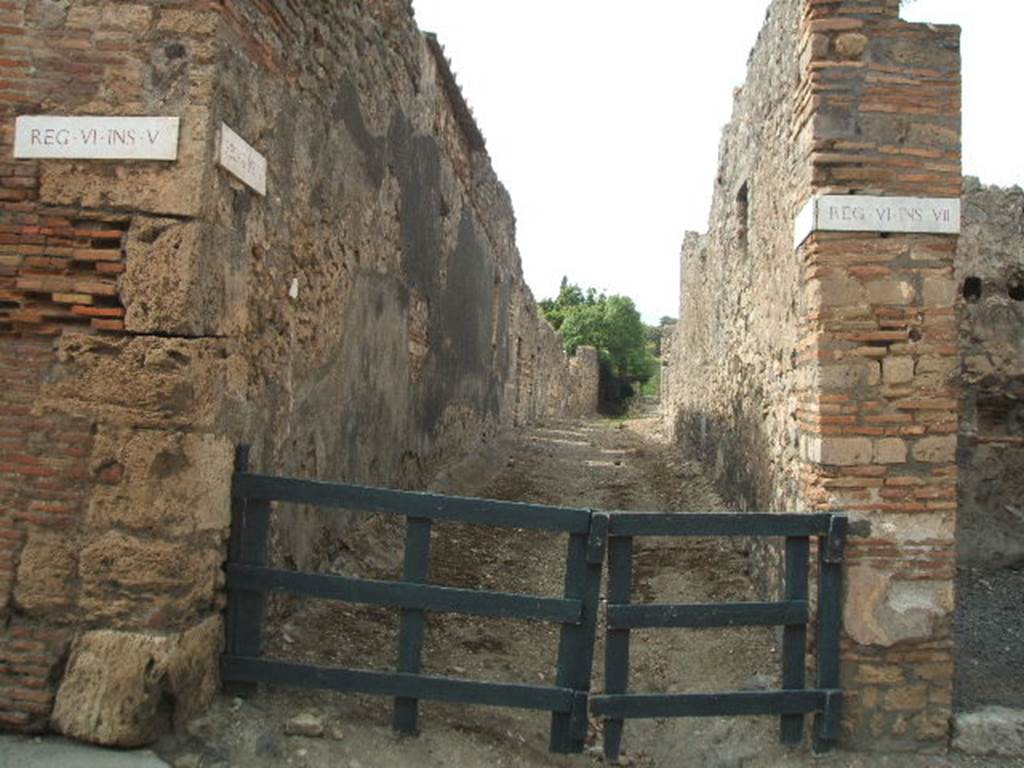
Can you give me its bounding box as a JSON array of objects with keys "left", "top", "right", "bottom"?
[
  {"left": 592, "top": 512, "right": 848, "bottom": 762},
  {"left": 223, "top": 446, "right": 846, "bottom": 758},
  {"left": 222, "top": 446, "right": 604, "bottom": 755}
]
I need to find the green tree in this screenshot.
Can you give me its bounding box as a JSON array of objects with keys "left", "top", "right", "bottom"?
[{"left": 541, "top": 280, "right": 655, "bottom": 384}]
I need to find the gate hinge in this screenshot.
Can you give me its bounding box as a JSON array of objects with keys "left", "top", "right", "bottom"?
[
  {"left": 823, "top": 516, "right": 848, "bottom": 564},
  {"left": 586, "top": 511, "right": 609, "bottom": 564},
  {"left": 816, "top": 689, "right": 843, "bottom": 742}
]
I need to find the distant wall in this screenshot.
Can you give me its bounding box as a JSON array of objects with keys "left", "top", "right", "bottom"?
[
  {"left": 0, "top": 0, "right": 596, "bottom": 745},
  {"left": 957, "top": 178, "right": 1024, "bottom": 568}
]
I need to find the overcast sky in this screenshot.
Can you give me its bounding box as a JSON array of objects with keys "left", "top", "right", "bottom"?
[{"left": 411, "top": 1, "right": 1022, "bottom": 324}]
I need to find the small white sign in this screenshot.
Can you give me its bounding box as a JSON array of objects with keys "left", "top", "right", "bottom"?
[
  {"left": 216, "top": 123, "right": 266, "bottom": 196},
  {"left": 795, "top": 194, "right": 960, "bottom": 247},
  {"left": 13, "top": 115, "right": 179, "bottom": 160}
]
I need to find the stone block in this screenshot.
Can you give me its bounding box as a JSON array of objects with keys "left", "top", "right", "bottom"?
[
  {"left": 66, "top": 7, "right": 101, "bottom": 28},
  {"left": 78, "top": 532, "right": 221, "bottom": 625},
  {"left": 875, "top": 437, "right": 907, "bottom": 464},
  {"left": 101, "top": 5, "right": 153, "bottom": 30},
  {"left": 912, "top": 435, "right": 957, "bottom": 463},
  {"left": 844, "top": 567, "right": 953, "bottom": 648},
  {"left": 286, "top": 712, "right": 325, "bottom": 737},
  {"left": 808, "top": 274, "right": 866, "bottom": 310},
  {"left": 866, "top": 280, "right": 916, "bottom": 306},
  {"left": 13, "top": 530, "right": 76, "bottom": 614},
  {"left": 882, "top": 356, "right": 915, "bottom": 385},
  {"left": 51, "top": 618, "right": 221, "bottom": 747},
  {"left": 818, "top": 437, "right": 874, "bottom": 466},
  {"left": 835, "top": 33, "right": 868, "bottom": 59},
  {"left": 885, "top": 685, "right": 929, "bottom": 711},
  {"left": 156, "top": 9, "right": 219, "bottom": 35},
  {"left": 46, "top": 335, "right": 229, "bottom": 430},
  {"left": 820, "top": 361, "right": 880, "bottom": 390},
  {"left": 87, "top": 429, "right": 234, "bottom": 534},
  {"left": 914, "top": 355, "right": 958, "bottom": 387},
  {"left": 856, "top": 664, "right": 905, "bottom": 685},
  {"left": 953, "top": 707, "right": 1024, "bottom": 757},
  {"left": 80, "top": 533, "right": 198, "bottom": 591},
  {"left": 922, "top": 277, "right": 956, "bottom": 306}
]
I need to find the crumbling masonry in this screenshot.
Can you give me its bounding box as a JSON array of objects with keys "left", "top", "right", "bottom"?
[
  {"left": 665, "top": 0, "right": 963, "bottom": 751},
  {"left": 0, "top": 0, "right": 596, "bottom": 745}
]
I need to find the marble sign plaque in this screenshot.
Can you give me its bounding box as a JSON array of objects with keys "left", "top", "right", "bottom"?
[
  {"left": 794, "top": 194, "right": 961, "bottom": 247},
  {"left": 216, "top": 123, "right": 266, "bottom": 196},
  {"left": 13, "top": 116, "right": 179, "bottom": 160}
]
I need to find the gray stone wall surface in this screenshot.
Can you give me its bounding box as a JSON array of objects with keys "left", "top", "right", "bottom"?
[{"left": 957, "top": 178, "right": 1024, "bottom": 568}]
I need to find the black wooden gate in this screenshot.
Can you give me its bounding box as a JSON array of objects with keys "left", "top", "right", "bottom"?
[
  {"left": 222, "top": 446, "right": 604, "bottom": 754},
  {"left": 590, "top": 512, "right": 847, "bottom": 761},
  {"left": 221, "top": 446, "right": 846, "bottom": 757}
]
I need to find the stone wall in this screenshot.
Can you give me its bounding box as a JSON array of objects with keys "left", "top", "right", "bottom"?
[
  {"left": 665, "top": 0, "right": 961, "bottom": 751},
  {"left": 0, "top": 0, "right": 595, "bottom": 744},
  {"left": 957, "top": 178, "right": 1024, "bottom": 568}
]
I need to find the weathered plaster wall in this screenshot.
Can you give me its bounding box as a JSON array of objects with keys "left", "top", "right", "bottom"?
[
  {"left": 0, "top": 0, "right": 595, "bottom": 744},
  {"left": 956, "top": 178, "right": 1024, "bottom": 568},
  {"left": 665, "top": 0, "right": 962, "bottom": 751}
]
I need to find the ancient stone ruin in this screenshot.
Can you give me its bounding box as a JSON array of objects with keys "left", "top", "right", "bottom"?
[
  {"left": 0, "top": 0, "right": 596, "bottom": 745},
  {"left": 0, "top": 0, "right": 1019, "bottom": 759},
  {"left": 664, "top": 0, "right": 1022, "bottom": 754}
]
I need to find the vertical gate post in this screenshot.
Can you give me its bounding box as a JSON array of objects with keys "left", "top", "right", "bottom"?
[
  {"left": 393, "top": 516, "right": 432, "bottom": 734},
  {"left": 814, "top": 515, "right": 847, "bottom": 752},
  {"left": 603, "top": 534, "right": 633, "bottom": 762},
  {"left": 780, "top": 535, "right": 810, "bottom": 743},
  {"left": 224, "top": 445, "right": 272, "bottom": 697},
  {"left": 550, "top": 511, "right": 606, "bottom": 753}
]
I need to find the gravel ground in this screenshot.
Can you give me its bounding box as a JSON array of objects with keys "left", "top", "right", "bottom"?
[{"left": 955, "top": 564, "right": 1024, "bottom": 710}]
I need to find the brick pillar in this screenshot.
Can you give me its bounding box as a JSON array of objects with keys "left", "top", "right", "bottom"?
[{"left": 795, "top": 0, "right": 961, "bottom": 750}]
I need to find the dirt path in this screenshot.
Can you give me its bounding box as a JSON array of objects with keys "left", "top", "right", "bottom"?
[{"left": 156, "top": 414, "right": 1014, "bottom": 768}]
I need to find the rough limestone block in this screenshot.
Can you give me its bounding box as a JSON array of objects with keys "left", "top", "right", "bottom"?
[
  {"left": 875, "top": 437, "right": 908, "bottom": 464},
  {"left": 866, "top": 279, "right": 916, "bottom": 306},
  {"left": 913, "top": 434, "right": 957, "bottom": 463},
  {"left": 835, "top": 32, "right": 868, "bottom": 59},
  {"left": 882, "top": 356, "right": 915, "bottom": 385},
  {"left": 52, "top": 618, "right": 222, "bottom": 747},
  {"left": 820, "top": 361, "right": 880, "bottom": 389},
  {"left": 87, "top": 429, "right": 233, "bottom": 533},
  {"left": 77, "top": 531, "right": 221, "bottom": 626},
  {"left": 844, "top": 566, "right": 953, "bottom": 647},
  {"left": 807, "top": 274, "right": 866, "bottom": 310},
  {"left": 13, "top": 530, "right": 77, "bottom": 614},
  {"left": 914, "top": 355, "right": 958, "bottom": 387},
  {"left": 818, "top": 437, "right": 873, "bottom": 466},
  {"left": 953, "top": 707, "right": 1024, "bottom": 757},
  {"left": 922, "top": 277, "right": 956, "bottom": 306},
  {"left": 45, "top": 335, "right": 229, "bottom": 430}
]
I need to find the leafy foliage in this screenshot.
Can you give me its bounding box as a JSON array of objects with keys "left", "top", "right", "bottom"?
[{"left": 540, "top": 277, "right": 657, "bottom": 384}]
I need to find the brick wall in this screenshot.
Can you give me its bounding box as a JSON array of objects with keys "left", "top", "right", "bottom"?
[
  {"left": 665, "top": 0, "right": 961, "bottom": 750},
  {"left": 0, "top": 337, "right": 87, "bottom": 730},
  {"left": 798, "top": 1, "right": 961, "bottom": 748}
]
